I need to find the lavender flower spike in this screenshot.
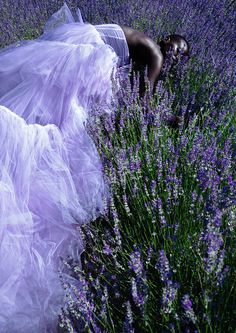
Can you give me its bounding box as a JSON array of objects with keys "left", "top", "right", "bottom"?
[
  {"left": 181, "top": 294, "right": 197, "bottom": 324},
  {"left": 155, "top": 249, "right": 172, "bottom": 282}
]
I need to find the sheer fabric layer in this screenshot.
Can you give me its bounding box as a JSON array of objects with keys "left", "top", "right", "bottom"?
[{"left": 0, "top": 4, "right": 118, "bottom": 333}]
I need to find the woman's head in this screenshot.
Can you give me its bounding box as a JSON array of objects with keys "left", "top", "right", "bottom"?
[{"left": 159, "top": 34, "right": 190, "bottom": 60}]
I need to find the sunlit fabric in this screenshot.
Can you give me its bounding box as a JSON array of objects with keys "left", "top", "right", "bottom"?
[
  {"left": 0, "top": 3, "right": 129, "bottom": 332},
  {"left": 95, "top": 24, "right": 130, "bottom": 70}
]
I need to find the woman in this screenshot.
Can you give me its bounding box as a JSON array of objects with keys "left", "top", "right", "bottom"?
[
  {"left": 120, "top": 27, "right": 189, "bottom": 96},
  {"left": 0, "top": 4, "right": 188, "bottom": 332}
]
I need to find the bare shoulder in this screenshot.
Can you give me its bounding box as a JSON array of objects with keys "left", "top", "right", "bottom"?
[
  {"left": 120, "top": 25, "right": 145, "bottom": 36},
  {"left": 120, "top": 25, "right": 150, "bottom": 44},
  {"left": 120, "top": 25, "right": 162, "bottom": 58}
]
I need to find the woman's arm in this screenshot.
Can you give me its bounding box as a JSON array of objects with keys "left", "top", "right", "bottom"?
[{"left": 120, "top": 25, "right": 164, "bottom": 96}]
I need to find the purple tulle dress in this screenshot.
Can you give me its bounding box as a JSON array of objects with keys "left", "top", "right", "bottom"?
[{"left": 0, "top": 4, "right": 129, "bottom": 332}]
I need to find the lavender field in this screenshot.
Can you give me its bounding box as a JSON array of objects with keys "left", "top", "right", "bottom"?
[{"left": 1, "top": 0, "right": 236, "bottom": 332}]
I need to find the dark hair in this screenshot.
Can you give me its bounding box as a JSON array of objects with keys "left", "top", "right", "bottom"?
[{"left": 159, "top": 39, "right": 166, "bottom": 55}]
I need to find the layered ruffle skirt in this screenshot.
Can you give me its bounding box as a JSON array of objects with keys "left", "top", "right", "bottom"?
[{"left": 0, "top": 4, "right": 120, "bottom": 332}]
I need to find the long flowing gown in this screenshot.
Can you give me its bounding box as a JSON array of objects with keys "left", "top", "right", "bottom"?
[{"left": 0, "top": 4, "right": 129, "bottom": 332}]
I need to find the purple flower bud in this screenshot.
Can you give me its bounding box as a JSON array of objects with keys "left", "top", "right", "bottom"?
[
  {"left": 156, "top": 250, "right": 172, "bottom": 282},
  {"left": 128, "top": 249, "right": 144, "bottom": 277},
  {"left": 181, "top": 294, "right": 197, "bottom": 324}
]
